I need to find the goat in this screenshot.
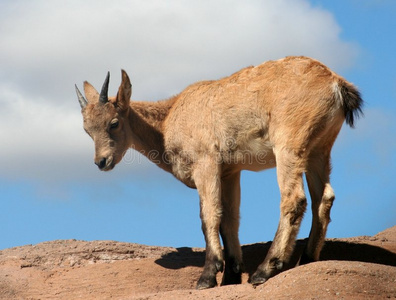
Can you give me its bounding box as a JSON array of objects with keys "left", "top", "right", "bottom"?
[{"left": 75, "top": 56, "right": 363, "bottom": 289}]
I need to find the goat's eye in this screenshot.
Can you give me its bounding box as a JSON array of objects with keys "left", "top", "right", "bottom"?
[{"left": 110, "top": 119, "right": 119, "bottom": 129}]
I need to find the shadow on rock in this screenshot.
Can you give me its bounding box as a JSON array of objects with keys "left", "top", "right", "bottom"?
[
  {"left": 320, "top": 240, "right": 396, "bottom": 266},
  {"left": 155, "top": 247, "right": 205, "bottom": 269},
  {"left": 155, "top": 239, "right": 396, "bottom": 274}
]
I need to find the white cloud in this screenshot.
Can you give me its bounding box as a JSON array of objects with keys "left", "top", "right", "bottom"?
[
  {"left": 0, "top": 84, "right": 90, "bottom": 180},
  {"left": 0, "top": 0, "right": 360, "bottom": 183},
  {"left": 0, "top": 0, "right": 358, "bottom": 100}
]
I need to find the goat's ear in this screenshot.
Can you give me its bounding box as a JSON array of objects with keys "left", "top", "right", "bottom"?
[
  {"left": 83, "top": 81, "right": 100, "bottom": 103},
  {"left": 113, "top": 69, "right": 132, "bottom": 111}
]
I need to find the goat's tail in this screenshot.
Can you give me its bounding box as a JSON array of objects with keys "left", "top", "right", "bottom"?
[{"left": 334, "top": 78, "right": 364, "bottom": 128}]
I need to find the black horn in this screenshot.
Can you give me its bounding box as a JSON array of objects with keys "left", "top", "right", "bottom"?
[
  {"left": 99, "top": 72, "right": 110, "bottom": 104},
  {"left": 75, "top": 85, "right": 88, "bottom": 109}
]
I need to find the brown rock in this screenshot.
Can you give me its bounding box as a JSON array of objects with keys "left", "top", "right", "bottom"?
[{"left": 0, "top": 227, "right": 395, "bottom": 299}]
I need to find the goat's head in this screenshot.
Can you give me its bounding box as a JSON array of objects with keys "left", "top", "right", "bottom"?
[{"left": 76, "top": 70, "right": 132, "bottom": 171}]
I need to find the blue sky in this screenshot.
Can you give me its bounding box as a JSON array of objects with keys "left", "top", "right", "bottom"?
[{"left": 0, "top": 0, "right": 395, "bottom": 250}]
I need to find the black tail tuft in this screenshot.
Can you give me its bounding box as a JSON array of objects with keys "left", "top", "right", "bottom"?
[{"left": 339, "top": 81, "right": 364, "bottom": 128}]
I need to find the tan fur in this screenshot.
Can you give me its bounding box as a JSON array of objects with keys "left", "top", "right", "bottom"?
[{"left": 76, "top": 56, "right": 362, "bottom": 289}]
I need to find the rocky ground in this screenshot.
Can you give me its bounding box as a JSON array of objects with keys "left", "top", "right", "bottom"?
[{"left": 0, "top": 226, "right": 395, "bottom": 299}]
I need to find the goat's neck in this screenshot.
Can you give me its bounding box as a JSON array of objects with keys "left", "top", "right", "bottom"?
[{"left": 127, "top": 97, "right": 175, "bottom": 172}]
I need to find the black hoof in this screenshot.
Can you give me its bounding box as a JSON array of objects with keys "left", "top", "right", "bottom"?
[
  {"left": 250, "top": 259, "right": 283, "bottom": 287},
  {"left": 250, "top": 270, "right": 268, "bottom": 286},
  {"left": 299, "top": 252, "right": 315, "bottom": 265},
  {"left": 196, "top": 259, "right": 223, "bottom": 289},
  {"left": 196, "top": 275, "right": 217, "bottom": 290},
  {"left": 221, "top": 261, "right": 243, "bottom": 286},
  {"left": 221, "top": 272, "right": 242, "bottom": 286}
]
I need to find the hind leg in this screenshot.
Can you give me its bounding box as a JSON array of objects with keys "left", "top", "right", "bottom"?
[
  {"left": 251, "top": 150, "right": 307, "bottom": 285},
  {"left": 301, "top": 151, "right": 335, "bottom": 263},
  {"left": 220, "top": 171, "right": 243, "bottom": 285}
]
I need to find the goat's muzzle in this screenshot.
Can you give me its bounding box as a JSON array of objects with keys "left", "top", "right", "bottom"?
[{"left": 95, "top": 156, "right": 114, "bottom": 171}]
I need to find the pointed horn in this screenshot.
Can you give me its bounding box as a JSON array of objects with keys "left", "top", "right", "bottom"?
[
  {"left": 75, "top": 84, "right": 88, "bottom": 109},
  {"left": 99, "top": 72, "right": 110, "bottom": 104}
]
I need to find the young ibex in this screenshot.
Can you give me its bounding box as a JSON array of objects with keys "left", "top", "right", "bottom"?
[{"left": 76, "top": 56, "right": 362, "bottom": 289}]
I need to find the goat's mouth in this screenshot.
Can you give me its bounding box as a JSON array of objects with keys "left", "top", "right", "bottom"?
[
  {"left": 102, "top": 157, "right": 115, "bottom": 171},
  {"left": 101, "top": 163, "right": 115, "bottom": 171},
  {"left": 96, "top": 156, "right": 115, "bottom": 171}
]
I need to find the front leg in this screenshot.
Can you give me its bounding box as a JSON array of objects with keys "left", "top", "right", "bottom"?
[{"left": 193, "top": 157, "right": 224, "bottom": 289}]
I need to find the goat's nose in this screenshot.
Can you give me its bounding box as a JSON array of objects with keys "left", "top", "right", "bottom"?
[{"left": 95, "top": 158, "right": 107, "bottom": 170}]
